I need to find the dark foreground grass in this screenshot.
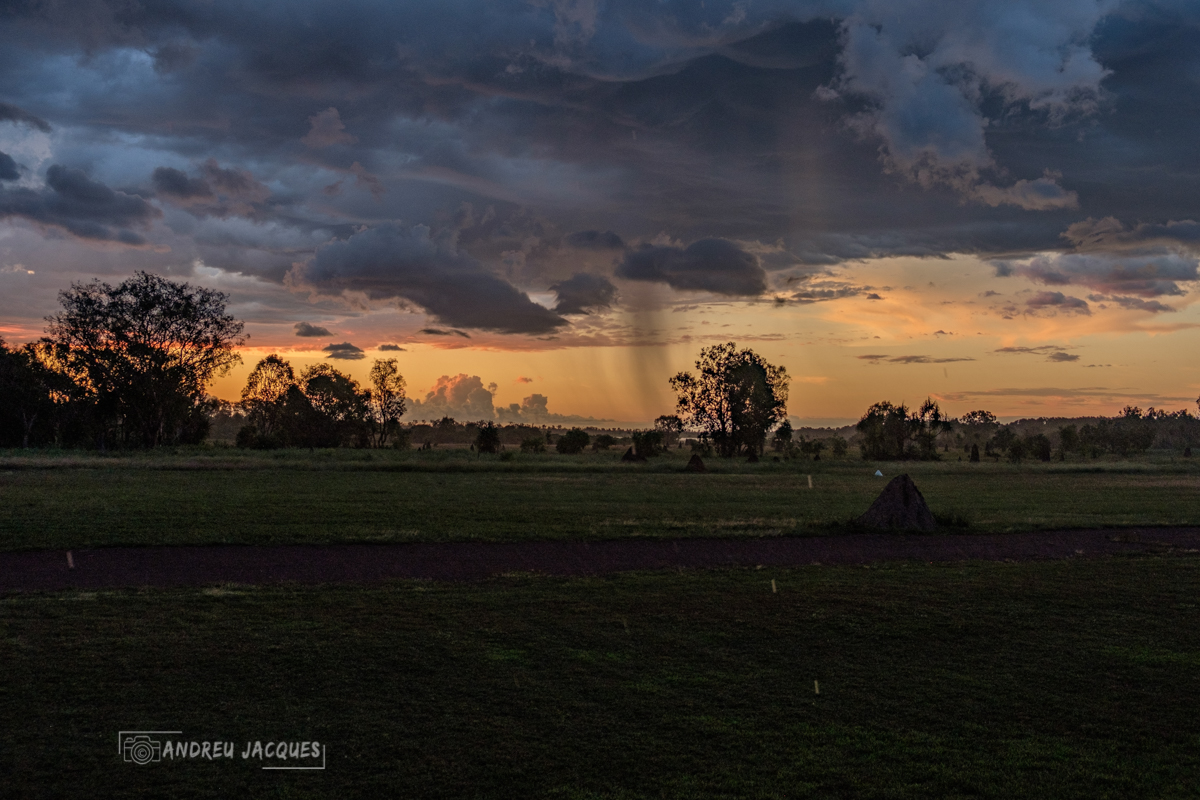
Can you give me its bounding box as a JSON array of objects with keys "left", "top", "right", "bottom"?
[
  {"left": 3, "top": 556, "right": 1200, "bottom": 798},
  {"left": 4, "top": 450, "right": 1200, "bottom": 551},
  {"left": 2, "top": 449, "right": 1200, "bottom": 549}
]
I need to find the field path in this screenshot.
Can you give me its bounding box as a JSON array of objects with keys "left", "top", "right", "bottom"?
[{"left": 3, "top": 528, "right": 1200, "bottom": 592}]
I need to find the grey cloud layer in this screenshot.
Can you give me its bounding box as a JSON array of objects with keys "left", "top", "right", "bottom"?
[
  {"left": 296, "top": 223, "right": 567, "bottom": 335},
  {"left": 0, "top": 0, "right": 1199, "bottom": 329}
]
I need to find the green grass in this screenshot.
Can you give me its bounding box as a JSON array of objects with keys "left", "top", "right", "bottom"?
[
  {"left": 3, "top": 557, "right": 1200, "bottom": 798},
  {"left": 2, "top": 448, "right": 1200, "bottom": 550}
]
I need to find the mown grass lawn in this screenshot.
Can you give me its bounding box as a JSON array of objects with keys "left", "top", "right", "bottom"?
[
  {"left": 2, "top": 448, "right": 1200, "bottom": 550},
  {"left": 3, "top": 556, "right": 1199, "bottom": 798}
]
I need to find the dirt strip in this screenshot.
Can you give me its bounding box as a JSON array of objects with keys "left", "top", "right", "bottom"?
[{"left": 3, "top": 528, "right": 1200, "bottom": 593}]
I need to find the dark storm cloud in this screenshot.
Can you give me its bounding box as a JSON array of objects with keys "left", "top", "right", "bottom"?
[
  {"left": 617, "top": 239, "right": 767, "bottom": 296},
  {"left": 152, "top": 166, "right": 212, "bottom": 200},
  {"left": 993, "top": 252, "right": 1200, "bottom": 299},
  {"left": 322, "top": 342, "right": 365, "bottom": 360},
  {"left": 1, "top": 0, "right": 1200, "bottom": 330},
  {"left": 378, "top": 343, "right": 405, "bottom": 351},
  {"left": 565, "top": 230, "right": 625, "bottom": 250},
  {"left": 297, "top": 223, "right": 567, "bottom": 334},
  {"left": 0, "top": 165, "right": 161, "bottom": 245},
  {"left": 0, "top": 152, "right": 18, "bottom": 181},
  {"left": 294, "top": 321, "right": 332, "bottom": 337},
  {"left": 550, "top": 273, "right": 617, "bottom": 315},
  {"left": 419, "top": 328, "right": 470, "bottom": 338},
  {"left": 0, "top": 102, "right": 51, "bottom": 132}
]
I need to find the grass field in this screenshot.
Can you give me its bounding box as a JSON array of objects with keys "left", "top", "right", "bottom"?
[
  {"left": 3, "top": 556, "right": 1200, "bottom": 798},
  {"left": 2, "top": 448, "right": 1200, "bottom": 550}
]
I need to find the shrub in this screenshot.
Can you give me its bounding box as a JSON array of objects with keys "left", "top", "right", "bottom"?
[
  {"left": 592, "top": 434, "right": 617, "bottom": 451},
  {"left": 520, "top": 437, "right": 546, "bottom": 453},
  {"left": 556, "top": 428, "right": 590, "bottom": 454},
  {"left": 631, "top": 429, "right": 663, "bottom": 457},
  {"left": 475, "top": 421, "right": 501, "bottom": 454}
]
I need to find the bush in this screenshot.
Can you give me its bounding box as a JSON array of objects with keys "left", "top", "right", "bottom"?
[
  {"left": 520, "top": 437, "right": 546, "bottom": 453},
  {"left": 235, "top": 424, "right": 281, "bottom": 450},
  {"left": 631, "top": 429, "right": 663, "bottom": 457},
  {"left": 592, "top": 434, "right": 617, "bottom": 451},
  {"left": 556, "top": 428, "right": 590, "bottom": 454},
  {"left": 475, "top": 422, "right": 501, "bottom": 454}
]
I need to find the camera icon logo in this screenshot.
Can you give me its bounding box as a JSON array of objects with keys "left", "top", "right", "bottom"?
[{"left": 120, "top": 732, "right": 169, "bottom": 765}]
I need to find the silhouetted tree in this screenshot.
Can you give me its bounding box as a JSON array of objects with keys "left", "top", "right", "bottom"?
[
  {"left": 669, "top": 342, "right": 788, "bottom": 458},
  {"left": 592, "top": 434, "right": 617, "bottom": 451},
  {"left": 556, "top": 427, "right": 590, "bottom": 454},
  {"left": 44, "top": 271, "right": 244, "bottom": 447},
  {"left": 632, "top": 429, "right": 663, "bottom": 456},
  {"left": 0, "top": 339, "right": 62, "bottom": 448},
  {"left": 475, "top": 421, "right": 501, "bottom": 454},
  {"left": 367, "top": 359, "right": 407, "bottom": 448},
  {"left": 772, "top": 420, "right": 793, "bottom": 453},
  {"left": 857, "top": 398, "right": 952, "bottom": 460},
  {"left": 654, "top": 414, "right": 684, "bottom": 448},
  {"left": 241, "top": 354, "right": 296, "bottom": 438}
]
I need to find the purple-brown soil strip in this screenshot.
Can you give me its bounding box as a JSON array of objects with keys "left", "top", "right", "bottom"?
[{"left": 3, "top": 528, "right": 1200, "bottom": 593}]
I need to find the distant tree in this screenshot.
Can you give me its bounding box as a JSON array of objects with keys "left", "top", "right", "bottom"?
[
  {"left": 654, "top": 414, "right": 685, "bottom": 448},
  {"left": 367, "top": 359, "right": 407, "bottom": 448},
  {"left": 44, "top": 271, "right": 244, "bottom": 447},
  {"left": 856, "top": 398, "right": 951, "bottom": 460},
  {"left": 829, "top": 435, "right": 848, "bottom": 457},
  {"left": 556, "top": 427, "right": 590, "bottom": 454},
  {"left": 520, "top": 437, "right": 546, "bottom": 453},
  {"left": 669, "top": 342, "right": 788, "bottom": 458},
  {"left": 1058, "top": 424, "right": 1079, "bottom": 454},
  {"left": 969, "top": 443, "right": 980, "bottom": 462},
  {"left": 772, "top": 420, "right": 793, "bottom": 453},
  {"left": 592, "top": 434, "right": 617, "bottom": 451},
  {"left": 241, "top": 354, "right": 296, "bottom": 437},
  {"left": 0, "top": 339, "right": 61, "bottom": 448},
  {"left": 1026, "top": 432, "right": 1052, "bottom": 462},
  {"left": 632, "top": 429, "right": 663, "bottom": 456},
  {"left": 856, "top": 401, "right": 910, "bottom": 460},
  {"left": 475, "top": 421, "right": 501, "bottom": 454},
  {"left": 300, "top": 364, "right": 371, "bottom": 447}
]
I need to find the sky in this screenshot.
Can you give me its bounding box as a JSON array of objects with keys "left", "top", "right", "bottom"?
[{"left": 1, "top": 0, "right": 1199, "bottom": 425}]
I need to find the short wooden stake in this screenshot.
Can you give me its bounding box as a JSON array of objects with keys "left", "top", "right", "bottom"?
[
  {"left": 814, "top": 680, "right": 819, "bottom": 695},
  {"left": 807, "top": 475, "right": 813, "bottom": 489},
  {"left": 771, "top": 579, "right": 777, "bottom": 593},
  {"left": 66, "top": 551, "right": 74, "bottom": 569}
]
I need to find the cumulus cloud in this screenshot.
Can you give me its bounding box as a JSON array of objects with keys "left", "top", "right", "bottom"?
[
  {"left": 301, "top": 107, "right": 357, "bottom": 148},
  {"left": 322, "top": 342, "right": 366, "bottom": 360},
  {"left": 827, "top": 1, "right": 1109, "bottom": 201},
  {"left": 407, "top": 374, "right": 496, "bottom": 420},
  {"left": 379, "top": 343, "right": 405, "bottom": 351},
  {"left": 550, "top": 272, "right": 617, "bottom": 314},
  {"left": 294, "top": 321, "right": 333, "bottom": 337},
  {"left": 1025, "top": 291, "right": 1090, "bottom": 314},
  {"left": 994, "top": 252, "right": 1199, "bottom": 299},
  {"left": 616, "top": 238, "right": 767, "bottom": 296},
  {"left": 0, "top": 165, "right": 161, "bottom": 245},
  {"left": 295, "top": 223, "right": 568, "bottom": 335}
]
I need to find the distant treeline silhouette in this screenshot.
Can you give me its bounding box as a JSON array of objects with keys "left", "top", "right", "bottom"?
[{"left": 3, "top": 273, "right": 1199, "bottom": 457}]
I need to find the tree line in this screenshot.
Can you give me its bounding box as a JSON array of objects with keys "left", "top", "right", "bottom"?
[{"left": 3, "top": 273, "right": 1198, "bottom": 458}]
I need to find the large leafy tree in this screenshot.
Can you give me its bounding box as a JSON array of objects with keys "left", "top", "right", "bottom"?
[
  {"left": 44, "top": 272, "right": 244, "bottom": 447},
  {"left": 856, "top": 398, "right": 953, "bottom": 460},
  {"left": 241, "top": 354, "right": 297, "bottom": 436},
  {"left": 367, "top": 358, "right": 407, "bottom": 448},
  {"left": 669, "top": 342, "right": 788, "bottom": 457}
]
